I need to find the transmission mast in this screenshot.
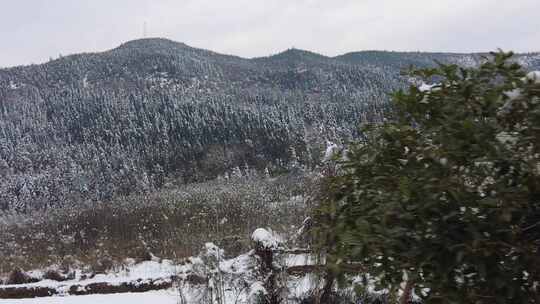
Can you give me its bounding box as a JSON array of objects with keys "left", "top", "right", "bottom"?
[{"left": 143, "top": 21, "right": 147, "bottom": 38}]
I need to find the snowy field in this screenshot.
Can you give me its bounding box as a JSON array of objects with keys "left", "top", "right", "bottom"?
[
  {"left": 0, "top": 233, "right": 324, "bottom": 303},
  {"left": 0, "top": 290, "right": 179, "bottom": 304}
]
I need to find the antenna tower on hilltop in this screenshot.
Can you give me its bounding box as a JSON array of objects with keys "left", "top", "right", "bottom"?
[{"left": 143, "top": 21, "right": 147, "bottom": 38}]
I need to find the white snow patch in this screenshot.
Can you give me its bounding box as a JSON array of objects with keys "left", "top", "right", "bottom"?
[
  {"left": 287, "top": 273, "right": 321, "bottom": 300},
  {"left": 8, "top": 80, "right": 21, "bottom": 89},
  {"left": 82, "top": 75, "right": 89, "bottom": 88},
  {"left": 204, "top": 242, "right": 224, "bottom": 259},
  {"left": 526, "top": 71, "right": 540, "bottom": 84},
  {"left": 0, "top": 290, "right": 179, "bottom": 304},
  {"left": 1, "top": 259, "right": 179, "bottom": 289},
  {"left": 505, "top": 88, "right": 522, "bottom": 100},
  {"left": 219, "top": 252, "right": 255, "bottom": 274},
  {"left": 418, "top": 82, "right": 436, "bottom": 92},
  {"left": 323, "top": 141, "right": 339, "bottom": 162},
  {"left": 251, "top": 228, "right": 283, "bottom": 250},
  {"left": 284, "top": 253, "right": 318, "bottom": 267},
  {"left": 248, "top": 281, "right": 267, "bottom": 301}
]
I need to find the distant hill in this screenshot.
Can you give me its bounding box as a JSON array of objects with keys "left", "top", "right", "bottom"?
[{"left": 0, "top": 38, "right": 538, "bottom": 211}]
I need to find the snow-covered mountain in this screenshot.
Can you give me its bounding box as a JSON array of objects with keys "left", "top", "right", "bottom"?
[{"left": 0, "top": 38, "right": 538, "bottom": 212}]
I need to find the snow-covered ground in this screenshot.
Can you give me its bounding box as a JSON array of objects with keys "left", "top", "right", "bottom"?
[
  {"left": 0, "top": 230, "right": 336, "bottom": 303},
  {"left": 0, "top": 258, "right": 179, "bottom": 292},
  {"left": 0, "top": 290, "right": 179, "bottom": 304}
]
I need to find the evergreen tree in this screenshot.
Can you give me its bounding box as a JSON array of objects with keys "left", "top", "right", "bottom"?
[{"left": 315, "top": 52, "right": 540, "bottom": 303}]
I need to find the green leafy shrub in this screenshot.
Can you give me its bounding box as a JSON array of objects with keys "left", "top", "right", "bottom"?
[{"left": 316, "top": 52, "right": 540, "bottom": 303}]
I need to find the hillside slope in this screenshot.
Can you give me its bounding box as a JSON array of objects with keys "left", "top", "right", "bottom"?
[{"left": 0, "top": 38, "right": 538, "bottom": 211}]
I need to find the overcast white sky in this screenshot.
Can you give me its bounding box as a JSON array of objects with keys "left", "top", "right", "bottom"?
[{"left": 1, "top": 0, "right": 539, "bottom": 67}]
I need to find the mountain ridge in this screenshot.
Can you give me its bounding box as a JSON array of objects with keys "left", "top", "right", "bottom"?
[
  {"left": 3, "top": 37, "right": 539, "bottom": 70},
  {"left": 0, "top": 37, "right": 539, "bottom": 212}
]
